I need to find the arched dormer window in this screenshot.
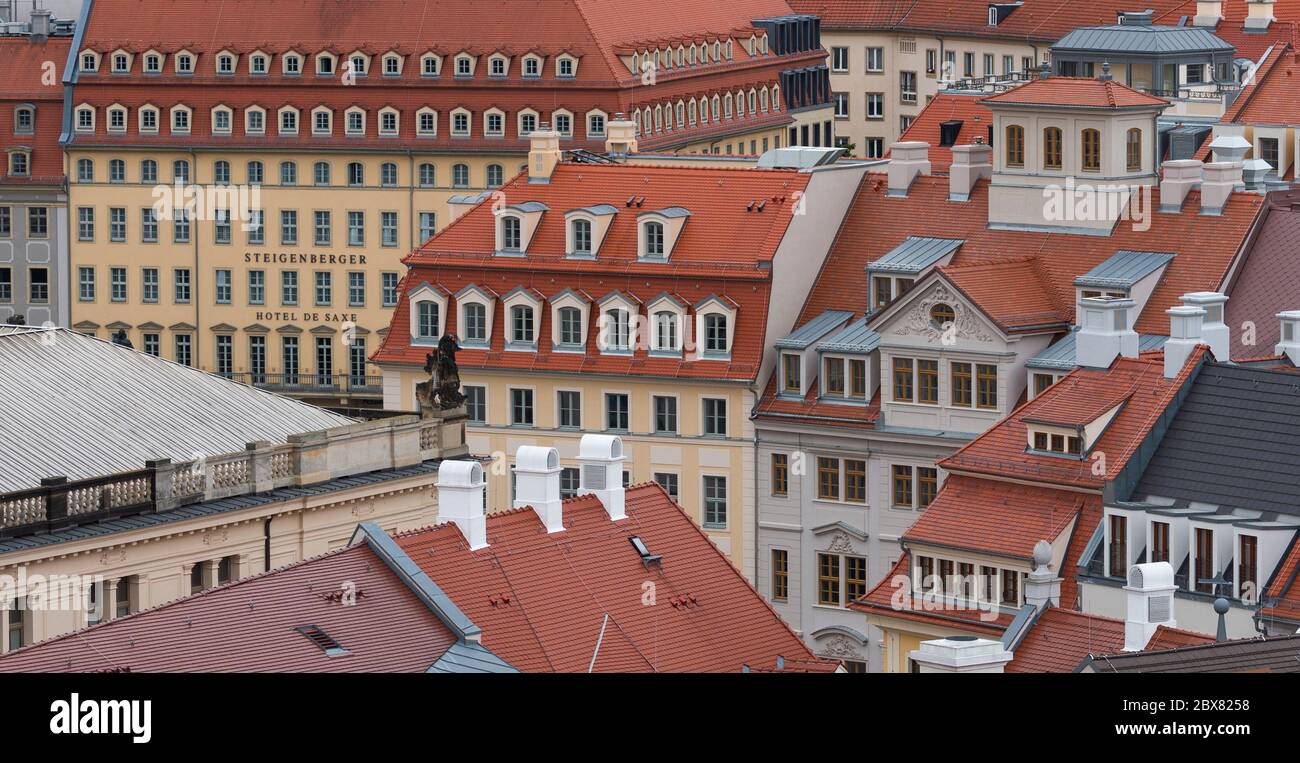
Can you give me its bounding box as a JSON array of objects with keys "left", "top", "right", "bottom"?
[
  {"left": 643, "top": 220, "right": 664, "bottom": 257},
  {"left": 345, "top": 107, "right": 365, "bottom": 136},
  {"left": 407, "top": 282, "right": 449, "bottom": 345},
  {"left": 500, "top": 214, "right": 522, "bottom": 252},
  {"left": 511, "top": 305, "right": 535, "bottom": 344},
  {"left": 455, "top": 284, "right": 496, "bottom": 348},
  {"left": 416, "top": 301, "right": 440, "bottom": 338},
  {"left": 1005, "top": 124, "right": 1025, "bottom": 167},
  {"left": 312, "top": 107, "right": 333, "bottom": 135},
  {"left": 74, "top": 104, "right": 95, "bottom": 133},
  {"left": 420, "top": 53, "right": 441, "bottom": 76},
  {"left": 571, "top": 218, "right": 592, "bottom": 256},
  {"left": 601, "top": 307, "right": 632, "bottom": 351},
  {"left": 382, "top": 53, "right": 402, "bottom": 76},
  {"left": 695, "top": 295, "right": 736, "bottom": 359},
  {"left": 637, "top": 208, "right": 689, "bottom": 261},
  {"left": 170, "top": 104, "right": 192, "bottom": 134},
  {"left": 14, "top": 105, "right": 35, "bottom": 134},
  {"left": 1043, "top": 126, "right": 1062, "bottom": 170},
  {"left": 278, "top": 106, "right": 299, "bottom": 135},
  {"left": 316, "top": 52, "right": 336, "bottom": 76}
]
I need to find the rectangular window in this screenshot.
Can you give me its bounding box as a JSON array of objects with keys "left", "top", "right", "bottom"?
[
  {"left": 173, "top": 209, "right": 190, "bottom": 243},
  {"left": 846, "top": 556, "right": 867, "bottom": 601},
  {"left": 1000, "top": 569, "right": 1019, "bottom": 606},
  {"left": 464, "top": 385, "right": 486, "bottom": 423},
  {"left": 917, "top": 359, "right": 938, "bottom": 404},
  {"left": 216, "top": 334, "right": 233, "bottom": 377},
  {"left": 653, "top": 472, "right": 679, "bottom": 501},
  {"left": 866, "top": 47, "right": 883, "bottom": 72},
  {"left": 605, "top": 393, "right": 629, "bottom": 431},
  {"left": 281, "top": 210, "right": 298, "bottom": 245},
  {"left": 214, "top": 269, "right": 232, "bottom": 304},
  {"left": 845, "top": 459, "right": 867, "bottom": 504},
  {"left": 77, "top": 207, "right": 94, "bottom": 241},
  {"left": 314, "top": 271, "right": 331, "bottom": 306},
  {"left": 950, "top": 362, "right": 973, "bottom": 407},
  {"left": 866, "top": 92, "right": 884, "bottom": 119},
  {"left": 314, "top": 210, "right": 331, "bottom": 246},
  {"left": 817, "top": 457, "right": 840, "bottom": 501},
  {"left": 419, "top": 212, "right": 436, "bottom": 242},
  {"left": 702, "top": 398, "right": 727, "bottom": 437},
  {"left": 849, "top": 359, "right": 867, "bottom": 399},
  {"left": 282, "top": 337, "right": 299, "bottom": 384},
  {"left": 0, "top": 267, "right": 10, "bottom": 302},
  {"left": 248, "top": 335, "right": 266, "bottom": 383},
  {"left": 1151, "top": 521, "right": 1170, "bottom": 564},
  {"left": 818, "top": 553, "right": 841, "bottom": 606},
  {"left": 28, "top": 268, "right": 48, "bottom": 303},
  {"left": 1195, "top": 528, "right": 1215, "bottom": 594},
  {"left": 917, "top": 467, "right": 937, "bottom": 508},
  {"left": 315, "top": 337, "right": 333, "bottom": 386},
  {"left": 281, "top": 271, "right": 299, "bottom": 306},
  {"left": 892, "top": 357, "right": 914, "bottom": 402},
  {"left": 214, "top": 208, "right": 231, "bottom": 243},
  {"left": 831, "top": 46, "right": 849, "bottom": 72},
  {"left": 109, "top": 267, "right": 126, "bottom": 302},
  {"left": 348, "top": 271, "right": 365, "bottom": 307},
  {"left": 381, "top": 211, "right": 398, "bottom": 247},
  {"left": 771, "top": 549, "right": 790, "bottom": 602},
  {"left": 248, "top": 270, "right": 265, "bottom": 305},
  {"left": 174, "top": 268, "right": 191, "bottom": 303},
  {"left": 1109, "top": 514, "right": 1128, "bottom": 577},
  {"left": 976, "top": 364, "right": 998, "bottom": 409},
  {"left": 510, "top": 388, "right": 534, "bottom": 426},
  {"left": 653, "top": 395, "right": 677, "bottom": 434},
  {"left": 558, "top": 390, "right": 582, "bottom": 428},
  {"left": 703, "top": 475, "right": 727, "bottom": 528},
  {"left": 382, "top": 272, "right": 399, "bottom": 307},
  {"left": 347, "top": 211, "right": 364, "bottom": 246},
  {"left": 824, "top": 357, "right": 845, "bottom": 396},
  {"left": 781, "top": 354, "right": 801, "bottom": 393},
  {"left": 771, "top": 453, "right": 789, "bottom": 497},
  {"left": 109, "top": 207, "right": 126, "bottom": 241},
  {"left": 900, "top": 71, "right": 917, "bottom": 103},
  {"left": 892, "top": 465, "right": 913, "bottom": 508},
  {"left": 28, "top": 207, "right": 48, "bottom": 238},
  {"left": 174, "top": 334, "right": 192, "bottom": 367},
  {"left": 141, "top": 208, "right": 157, "bottom": 243},
  {"left": 142, "top": 268, "right": 159, "bottom": 303},
  {"left": 1239, "top": 535, "right": 1258, "bottom": 599},
  {"left": 78, "top": 266, "right": 95, "bottom": 301}
]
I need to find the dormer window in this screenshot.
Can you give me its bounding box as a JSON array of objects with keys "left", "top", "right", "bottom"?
[
  {"left": 250, "top": 53, "right": 268, "bottom": 75},
  {"left": 212, "top": 106, "right": 232, "bottom": 134},
  {"left": 217, "top": 53, "right": 235, "bottom": 75},
  {"left": 571, "top": 218, "right": 592, "bottom": 256},
  {"left": 382, "top": 54, "right": 402, "bottom": 76},
  {"left": 558, "top": 307, "right": 583, "bottom": 345},
  {"left": 170, "top": 105, "right": 191, "bottom": 134},
  {"left": 416, "top": 301, "right": 440, "bottom": 339},
  {"left": 75, "top": 105, "right": 94, "bottom": 133},
  {"left": 1029, "top": 428, "right": 1083, "bottom": 456},
  {"left": 407, "top": 283, "right": 449, "bottom": 344},
  {"left": 112, "top": 52, "right": 130, "bottom": 73},
  {"left": 139, "top": 105, "right": 159, "bottom": 133},
  {"left": 781, "top": 353, "right": 801, "bottom": 394},
  {"left": 346, "top": 108, "right": 365, "bottom": 136},
  {"left": 484, "top": 109, "right": 505, "bottom": 137},
  {"left": 316, "top": 53, "right": 335, "bottom": 76},
  {"left": 643, "top": 221, "right": 664, "bottom": 258},
  {"left": 489, "top": 55, "right": 507, "bottom": 77},
  {"left": 108, "top": 105, "right": 127, "bottom": 133},
  {"left": 557, "top": 55, "right": 576, "bottom": 77},
  {"left": 451, "top": 109, "right": 470, "bottom": 136},
  {"left": 245, "top": 106, "right": 265, "bottom": 134},
  {"left": 283, "top": 53, "right": 302, "bottom": 75},
  {"left": 144, "top": 53, "right": 162, "bottom": 73},
  {"left": 421, "top": 54, "right": 440, "bottom": 76},
  {"left": 417, "top": 108, "right": 437, "bottom": 136},
  {"left": 80, "top": 51, "right": 99, "bottom": 73},
  {"left": 175, "top": 52, "right": 194, "bottom": 74},
  {"left": 518, "top": 110, "right": 538, "bottom": 136},
  {"left": 500, "top": 215, "right": 521, "bottom": 252},
  {"left": 522, "top": 55, "right": 541, "bottom": 77},
  {"left": 14, "top": 106, "right": 34, "bottom": 134},
  {"left": 601, "top": 308, "right": 632, "bottom": 351},
  {"left": 8, "top": 150, "right": 29, "bottom": 177},
  {"left": 455, "top": 55, "right": 473, "bottom": 77},
  {"left": 349, "top": 54, "right": 368, "bottom": 76},
  {"left": 279, "top": 107, "right": 299, "bottom": 135},
  {"left": 704, "top": 314, "right": 727, "bottom": 353},
  {"left": 588, "top": 111, "right": 606, "bottom": 137},
  {"left": 511, "top": 305, "right": 535, "bottom": 344},
  {"left": 380, "top": 108, "right": 399, "bottom": 136},
  {"left": 653, "top": 311, "right": 679, "bottom": 352}
]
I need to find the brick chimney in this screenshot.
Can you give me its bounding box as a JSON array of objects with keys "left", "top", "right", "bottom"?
[
  {"left": 1158, "top": 159, "right": 1202, "bottom": 213},
  {"left": 949, "top": 143, "right": 992, "bottom": 202},
  {"left": 527, "top": 124, "right": 562, "bottom": 184},
  {"left": 887, "top": 141, "right": 931, "bottom": 197}
]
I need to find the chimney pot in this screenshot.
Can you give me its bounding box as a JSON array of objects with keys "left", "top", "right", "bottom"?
[
  {"left": 949, "top": 143, "right": 992, "bottom": 201},
  {"left": 887, "top": 141, "right": 931, "bottom": 197},
  {"left": 436, "top": 461, "right": 488, "bottom": 549},
  {"left": 513, "top": 446, "right": 564, "bottom": 533}
]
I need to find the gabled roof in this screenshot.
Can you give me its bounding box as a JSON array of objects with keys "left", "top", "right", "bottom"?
[
  {"left": 981, "top": 76, "right": 1170, "bottom": 109},
  {"left": 1074, "top": 250, "right": 1175, "bottom": 289},
  {"left": 393, "top": 483, "right": 827, "bottom": 672},
  {"left": 891, "top": 92, "right": 992, "bottom": 171},
  {"left": 868, "top": 236, "right": 964, "bottom": 275},
  {"left": 942, "top": 350, "right": 1208, "bottom": 490},
  {"left": 0, "top": 327, "right": 350, "bottom": 493},
  {"left": 817, "top": 316, "right": 880, "bottom": 355},
  {"left": 1134, "top": 362, "right": 1300, "bottom": 515},
  {"left": 0, "top": 543, "right": 473, "bottom": 673},
  {"left": 1227, "top": 190, "right": 1300, "bottom": 360}
]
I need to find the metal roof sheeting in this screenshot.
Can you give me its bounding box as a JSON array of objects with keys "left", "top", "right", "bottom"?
[
  {"left": 867, "top": 236, "right": 964, "bottom": 274},
  {"left": 1027, "top": 328, "right": 1168, "bottom": 370},
  {"left": 426, "top": 641, "right": 519, "bottom": 673},
  {"left": 816, "top": 316, "right": 881, "bottom": 355},
  {"left": 775, "top": 309, "right": 853, "bottom": 349},
  {"left": 1053, "top": 24, "right": 1235, "bottom": 54},
  {"left": 0, "top": 327, "right": 352, "bottom": 493},
  {"left": 1074, "top": 250, "right": 1175, "bottom": 288}
]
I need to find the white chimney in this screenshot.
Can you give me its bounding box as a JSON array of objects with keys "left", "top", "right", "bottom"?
[
  {"left": 604, "top": 113, "right": 639, "bottom": 157},
  {"left": 1077, "top": 297, "right": 1139, "bottom": 368},
  {"left": 513, "top": 446, "right": 564, "bottom": 533},
  {"left": 1244, "top": 0, "right": 1276, "bottom": 30},
  {"left": 1276, "top": 310, "right": 1300, "bottom": 364},
  {"left": 949, "top": 143, "right": 992, "bottom": 202},
  {"left": 887, "top": 141, "right": 931, "bottom": 197},
  {"left": 577, "top": 434, "right": 626, "bottom": 520},
  {"left": 1164, "top": 304, "right": 1206, "bottom": 378},
  {"left": 436, "top": 460, "right": 488, "bottom": 550},
  {"left": 29, "top": 8, "right": 51, "bottom": 38},
  {"left": 1123, "top": 562, "right": 1178, "bottom": 651},
  {"left": 1024, "top": 540, "right": 1062, "bottom": 611},
  {"left": 1158, "top": 159, "right": 1202, "bottom": 213},
  {"left": 1193, "top": 0, "right": 1223, "bottom": 26},
  {"left": 1199, "top": 161, "right": 1242, "bottom": 215},
  {"left": 908, "top": 637, "right": 1013, "bottom": 673},
  {"left": 1180, "top": 292, "right": 1229, "bottom": 360},
  {"left": 527, "top": 124, "right": 562, "bottom": 184}
]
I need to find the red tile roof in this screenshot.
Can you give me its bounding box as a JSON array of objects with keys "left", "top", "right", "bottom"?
[
  {"left": 395, "top": 483, "right": 827, "bottom": 672},
  {"left": 941, "top": 349, "right": 1208, "bottom": 490},
  {"left": 892, "top": 92, "right": 993, "bottom": 172},
  {"left": 1153, "top": 2, "right": 1300, "bottom": 61},
  {"left": 372, "top": 162, "right": 808, "bottom": 380},
  {"left": 903, "top": 475, "right": 1090, "bottom": 560},
  {"left": 796, "top": 0, "right": 1197, "bottom": 42},
  {"left": 1006, "top": 607, "right": 1212, "bottom": 672},
  {"left": 851, "top": 553, "right": 1017, "bottom": 636},
  {"left": 752, "top": 375, "right": 883, "bottom": 426},
  {"left": 982, "top": 76, "right": 1169, "bottom": 109},
  {"left": 0, "top": 544, "right": 462, "bottom": 673},
  {"left": 1259, "top": 535, "right": 1300, "bottom": 626},
  {"left": 941, "top": 257, "right": 1067, "bottom": 332},
  {"left": 1225, "top": 193, "right": 1300, "bottom": 360},
  {"left": 0, "top": 36, "right": 69, "bottom": 185},
  {"left": 1222, "top": 43, "right": 1297, "bottom": 125}
]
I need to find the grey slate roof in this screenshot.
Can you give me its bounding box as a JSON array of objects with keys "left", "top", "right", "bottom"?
[
  {"left": 1053, "top": 25, "right": 1235, "bottom": 55},
  {"left": 0, "top": 461, "right": 439, "bottom": 555},
  {"left": 1026, "top": 328, "right": 1168, "bottom": 370},
  {"left": 1134, "top": 362, "right": 1300, "bottom": 515},
  {"left": 1074, "top": 250, "right": 1175, "bottom": 289},
  {"left": 866, "top": 237, "right": 963, "bottom": 275},
  {"left": 775, "top": 310, "right": 853, "bottom": 350},
  {"left": 426, "top": 640, "right": 519, "bottom": 673},
  {"left": 0, "top": 327, "right": 351, "bottom": 493},
  {"left": 816, "top": 316, "right": 881, "bottom": 355},
  {"left": 1083, "top": 634, "right": 1300, "bottom": 673}
]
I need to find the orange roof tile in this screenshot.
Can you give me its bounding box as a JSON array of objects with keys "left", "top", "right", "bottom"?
[
  {"left": 395, "top": 483, "right": 827, "bottom": 672},
  {"left": 893, "top": 92, "right": 993, "bottom": 172},
  {"left": 0, "top": 36, "right": 69, "bottom": 184},
  {"left": 851, "top": 553, "right": 1016, "bottom": 635},
  {"left": 903, "top": 475, "right": 1091, "bottom": 560},
  {"left": 942, "top": 350, "right": 1207, "bottom": 489},
  {"left": 1006, "top": 608, "right": 1212, "bottom": 672},
  {"left": 982, "top": 76, "right": 1169, "bottom": 109}
]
